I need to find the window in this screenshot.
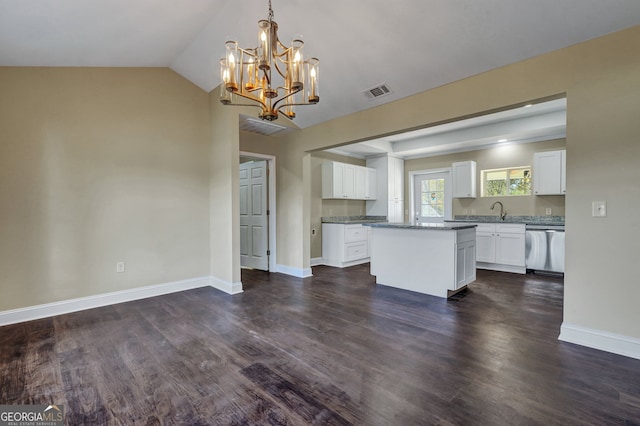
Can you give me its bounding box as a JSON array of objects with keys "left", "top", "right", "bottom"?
[
  {"left": 482, "top": 166, "right": 532, "bottom": 197},
  {"left": 420, "top": 177, "right": 445, "bottom": 218}
]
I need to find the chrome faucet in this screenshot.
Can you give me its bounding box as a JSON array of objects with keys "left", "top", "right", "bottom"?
[{"left": 491, "top": 201, "right": 507, "bottom": 221}]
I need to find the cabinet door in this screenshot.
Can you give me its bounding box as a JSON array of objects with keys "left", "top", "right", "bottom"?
[
  {"left": 495, "top": 233, "right": 526, "bottom": 266},
  {"left": 452, "top": 161, "right": 477, "bottom": 198},
  {"left": 328, "top": 162, "right": 345, "bottom": 198},
  {"left": 388, "top": 200, "right": 404, "bottom": 223},
  {"left": 388, "top": 156, "right": 404, "bottom": 200},
  {"left": 533, "top": 150, "right": 564, "bottom": 195},
  {"left": 342, "top": 164, "right": 355, "bottom": 198},
  {"left": 476, "top": 232, "right": 496, "bottom": 263},
  {"left": 354, "top": 166, "right": 367, "bottom": 199},
  {"left": 455, "top": 240, "right": 477, "bottom": 289},
  {"left": 465, "top": 240, "right": 476, "bottom": 283},
  {"left": 560, "top": 150, "right": 567, "bottom": 194},
  {"left": 366, "top": 168, "right": 377, "bottom": 200}
]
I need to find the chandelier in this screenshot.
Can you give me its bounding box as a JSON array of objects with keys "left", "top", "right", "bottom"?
[{"left": 219, "top": 0, "right": 319, "bottom": 121}]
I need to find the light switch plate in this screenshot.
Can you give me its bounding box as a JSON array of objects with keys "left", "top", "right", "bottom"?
[{"left": 592, "top": 201, "right": 607, "bottom": 217}]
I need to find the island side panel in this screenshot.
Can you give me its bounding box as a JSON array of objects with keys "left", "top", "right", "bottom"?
[{"left": 370, "top": 227, "right": 456, "bottom": 298}]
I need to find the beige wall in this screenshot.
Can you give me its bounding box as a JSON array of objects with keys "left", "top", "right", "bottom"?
[
  {"left": 267, "top": 26, "right": 640, "bottom": 342},
  {"left": 2, "top": 26, "right": 639, "bottom": 353},
  {"left": 0, "top": 67, "right": 210, "bottom": 311},
  {"left": 310, "top": 152, "right": 366, "bottom": 259},
  {"left": 405, "top": 139, "right": 566, "bottom": 217}
]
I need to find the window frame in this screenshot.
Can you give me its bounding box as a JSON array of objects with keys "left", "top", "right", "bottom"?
[{"left": 481, "top": 165, "right": 532, "bottom": 197}]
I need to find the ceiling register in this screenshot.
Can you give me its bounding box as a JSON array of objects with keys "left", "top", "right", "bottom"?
[{"left": 219, "top": 0, "right": 319, "bottom": 121}]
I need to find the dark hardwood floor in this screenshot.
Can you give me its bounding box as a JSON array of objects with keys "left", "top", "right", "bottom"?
[{"left": 2, "top": 265, "right": 640, "bottom": 425}]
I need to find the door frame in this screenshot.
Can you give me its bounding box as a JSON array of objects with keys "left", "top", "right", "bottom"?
[
  {"left": 408, "top": 167, "right": 453, "bottom": 225},
  {"left": 240, "top": 151, "right": 277, "bottom": 272}
]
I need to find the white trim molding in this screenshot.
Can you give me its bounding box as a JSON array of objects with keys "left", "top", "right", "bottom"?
[
  {"left": 0, "top": 275, "right": 246, "bottom": 327},
  {"left": 559, "top": 322, "right": 640, "bottom": 360},
  {"left": 310, "top": 257, "right": 324, "bottom": 267},
  {"left": 275, "top": 264, "right": 313, "bottom": 278},
  {"left": 210, "top": 276, "right": 244, "bottom": 295}
]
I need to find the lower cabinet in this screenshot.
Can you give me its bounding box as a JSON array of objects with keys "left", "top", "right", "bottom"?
[
  {"left": 455, "top": 232, "right": 477, "bottom": 289},
  {"left": 474, "top": 223, "right": 526, "bottom": 274},
  {"left": 322, "top": 223, "right": 371, "bottom": 268}
]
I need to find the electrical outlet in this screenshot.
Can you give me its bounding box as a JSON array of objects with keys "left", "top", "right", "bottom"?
[
  {"left": 116, "top": 261, "right": 125, "bottom": 273},
  {"left": 546, "top": 208, "right": 552, "bottom": 215}
]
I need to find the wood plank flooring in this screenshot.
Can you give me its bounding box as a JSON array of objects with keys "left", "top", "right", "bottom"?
[{"left": 2, "top": 265, "right": 640, "bottom": 425}]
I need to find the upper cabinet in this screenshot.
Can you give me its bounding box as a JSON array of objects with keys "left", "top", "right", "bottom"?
[
  {"left": 452, "top": 161, "right": 477, "bottom": 198},
  {"left": 533, "top": 149, "right": 566, "bottom": 195},
  {"left": 322, "top": 161, "right": 377, "bottom": 200},
  {"left": 366, "top": 155, "right": 404, "bottom": 222}
]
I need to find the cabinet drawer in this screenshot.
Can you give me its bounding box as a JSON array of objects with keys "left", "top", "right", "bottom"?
[
  {"left": 496, "top": 224, "right": 525, "bottom": 234},
  {"left": 475, "top": 223, "right": 496, "bottom": 233},
  {"left": 345, "top": 225, "right": 367, "bottom": 243},
  {"left": 345, "top": 242, "right": 368, "bottom": 261}
]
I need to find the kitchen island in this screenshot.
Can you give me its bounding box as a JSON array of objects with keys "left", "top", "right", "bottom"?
[{"left": 368, "top": 222, "right": 477, "bottom": 298}]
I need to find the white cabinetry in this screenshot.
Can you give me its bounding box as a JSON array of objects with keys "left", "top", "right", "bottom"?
[
  {"left": 367, "top": 168, "right": 378, "bottom": 200},
  {"left": 475, "top": 223, "right": 497, "bottom": 263},
  {"left": 366, "top": 155, "right": 404, "bottom": 222},
  {"left": 461, "top": 222, "right": 526, "bottom": 274},
  {"left": 370, "top": 226, "right": 476, "bottom": 298},
  {"left": 455, "top": 232, "right": 477, "bottom": 290},
  {"left": 322, "top": 223, "right": 371, "bottom": 267},
  {"left": 533, "top": 150, "right": 566, "bottom": 195},
  {"left": 452, "top": 161, "right": 477, "bottom": 198},
  {"left": 322, "top": 161, "right": 377, "bottom": 200}
]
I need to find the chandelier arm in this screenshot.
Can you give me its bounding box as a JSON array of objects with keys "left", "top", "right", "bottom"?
[
  {"left": 228, "top": 90, "right": 268, "bottom": 110},
  {"left": 272, "top": 88, "right": 302, "bottom": 110}
]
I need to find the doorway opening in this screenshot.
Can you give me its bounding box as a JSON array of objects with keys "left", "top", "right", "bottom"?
[{"left": 239, "top": 152, "right": 277, "bottom": 272}]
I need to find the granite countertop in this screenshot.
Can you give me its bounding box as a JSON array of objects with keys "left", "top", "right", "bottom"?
[
  {"left": 447, "top": 215, "right": 565, "bottom": 227},
  {"left": 322, "top": 216, "right": 387, "bottom": 224},
  {"left": 369, "top": 222, "right": 477, "bottom": 231}
]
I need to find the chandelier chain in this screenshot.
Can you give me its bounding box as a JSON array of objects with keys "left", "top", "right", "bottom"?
[{"left": 268, "top": 0, "right": 274, "bottom": 22}]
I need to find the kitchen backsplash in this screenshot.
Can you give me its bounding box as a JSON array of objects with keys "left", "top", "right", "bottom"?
[{"left": 453, "top": 215, "right": 565, "bottom": 224}]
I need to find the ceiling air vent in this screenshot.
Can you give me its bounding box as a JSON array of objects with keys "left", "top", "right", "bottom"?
[
  {"left": 362, "top": 83, "right": 393, "bottom": 100},
  {"left": 239, "top": 116, "right": 290, "bottom": 136}
]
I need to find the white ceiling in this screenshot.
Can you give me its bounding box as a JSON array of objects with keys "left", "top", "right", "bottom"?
[
  {"left": 1, "top": 1, "right": 639, "bottom": 128},
  {"left": 326, "top": 98, "right": 567, "bottom": 159}
]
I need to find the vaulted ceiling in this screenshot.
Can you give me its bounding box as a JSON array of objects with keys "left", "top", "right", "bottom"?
[{"left": 2, "top": 1, "right": 639, "bottom": 129}]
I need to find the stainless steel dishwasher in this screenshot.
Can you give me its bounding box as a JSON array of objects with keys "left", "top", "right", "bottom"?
[{"left": 525, "top": 225, "right": 565, "bottom": 274}]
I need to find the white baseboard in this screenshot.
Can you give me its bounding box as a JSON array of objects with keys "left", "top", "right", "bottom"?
[
  {"left": 477, "top": 263, "right": 526, "bottom": 274},
  {"left": 559, "top": 322, "right": 640, "bottom": 360},
  {"left": 310, "top": 257, "right": 324, "bottom": 267},
  {"left": 275, "top": 264, "right": 313, "bottom": 278},
  {"left": 0, "top": 275, "right": 247, "bottom": 327},
  {"left": 211, "top": 276, "right": 244, "bottom": 295},
  {"left": 322, "top": 258, "right": 370, "bottom": 268}
]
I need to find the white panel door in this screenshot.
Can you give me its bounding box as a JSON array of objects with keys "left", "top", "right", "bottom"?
[
  {"left": 239, "top": 160, "right": 269, "bottom": 271},
  {"left": 476, "top": 232, "right": 496, "bottom": 263},
  {"left": 495, "top": 233, "right": 526, "bottom": 267}
]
